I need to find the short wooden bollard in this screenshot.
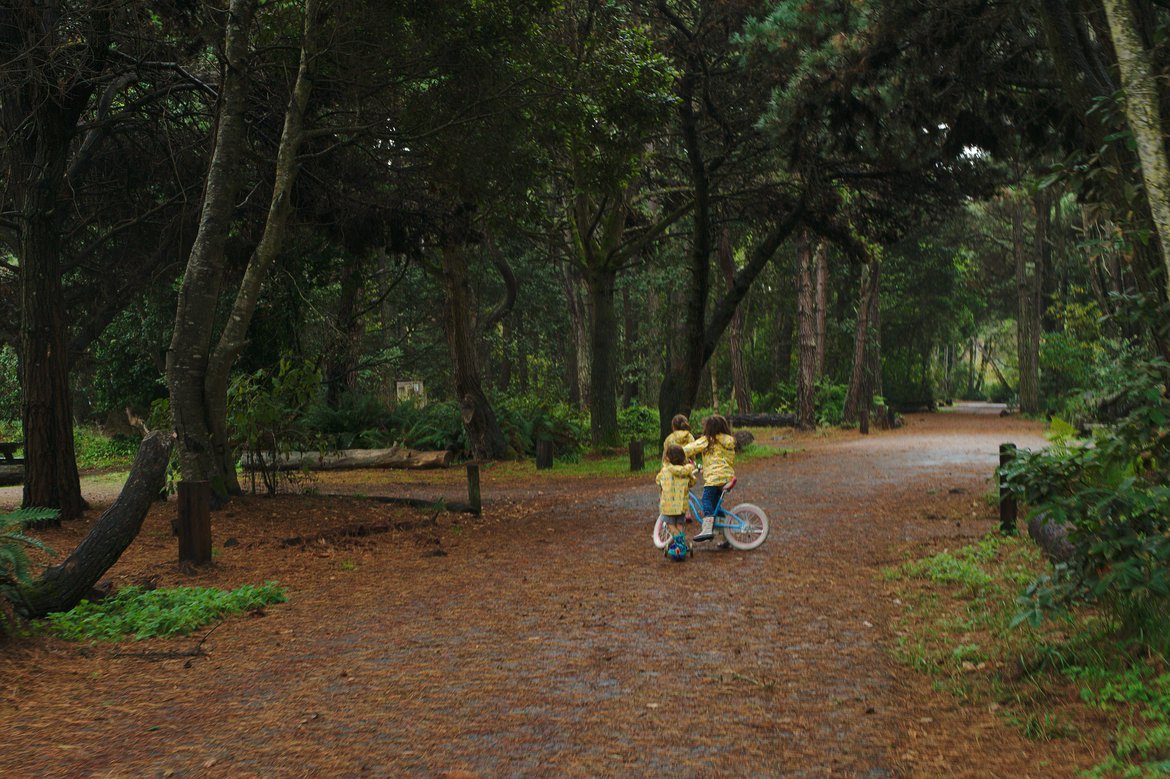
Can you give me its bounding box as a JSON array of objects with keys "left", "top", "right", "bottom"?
[
  {"left": 466, "top": 463, "right": 481, "bottom": 515},
  {"left": 177, "top": 480, "right": 212, "bottom": 565},
  {"left": 999, "top": 443, "right": 1017, "bottom": 535},
  {"left": 535, "top": 439, "right": 553, "bottom": 470},
  {"left": 629, "top": 439, "right": 645, "bottom": 471}
]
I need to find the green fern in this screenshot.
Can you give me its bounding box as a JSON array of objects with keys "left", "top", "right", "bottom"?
[{"left": 0, "top": 508, "right": 57, "bottom": 587}]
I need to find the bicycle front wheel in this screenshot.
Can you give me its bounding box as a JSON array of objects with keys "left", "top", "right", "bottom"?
[{"left": 723, "top": 503, "right": 769, "bottom": 550}]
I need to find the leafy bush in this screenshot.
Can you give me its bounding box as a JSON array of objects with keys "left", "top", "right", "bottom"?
[
  {"left": 814, "top": 378, "right": 848, "bottom": 427},
  {"left": 618, "top": 403, "right": 658, "bottom": 444},
  {"left": 495, "top": 395, "right": 587, "bottom": 457},
  {"left": 301, "top": 391, "right": 393, "bottom": 449},
  {"left": 0, "top": 345, "right": 19, "bottom": 422},
  {"left": 228, "top": 357, "right": 323, "bottom": 495},
  {"left": 1006, "top": 354, "right": 1170, "bottom": 656},
  {"left": 44, "top": 582, "right": 286, "bottom": 641},
  {"left": 74, "top": 426, "right": 140, "bottom": 470},
  {"left": 752, "top": 383, "right": 795, "bottom": 415}
]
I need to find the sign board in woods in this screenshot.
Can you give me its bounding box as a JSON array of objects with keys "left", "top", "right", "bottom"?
[{"left": 396, "top": 380, "right": 426, "bottom": 406}]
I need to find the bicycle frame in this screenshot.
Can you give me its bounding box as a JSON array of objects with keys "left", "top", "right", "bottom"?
[{"left": 686, "top": 482, "right": 737, "bottom": 528}]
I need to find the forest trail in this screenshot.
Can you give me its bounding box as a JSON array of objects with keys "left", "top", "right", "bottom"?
[{"left": 1, "top": 407, "right": 1096, "bottom": 778}]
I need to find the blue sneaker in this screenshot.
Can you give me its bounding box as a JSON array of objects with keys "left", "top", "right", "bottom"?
[{"left": 666, "top": 532, "right": 689, "bottom": 561}]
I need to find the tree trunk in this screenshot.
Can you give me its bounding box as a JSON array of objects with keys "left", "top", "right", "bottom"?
[
  {"left": 719, "top": 228, "right": 751, "bottom": 414},
  {"left": 814, "top": 239, "right": 828, "bottom": 378},
  {"left": 795, "top": 231, "right": 817, "bottom": 430},
  {"left": 19, "top": 114, "right": 85, "bottom": 520},
  {"left": 204, "top": 0, "right": 322, "bottom": 496},
  {"left": 866, "top": 261, "right": 883, "bottom": 400},
  {"left": 6, "top": 433, "right": 171, "bottom": 619},
  {"left": 1015, "top": 194, "right": 1041, "bottom": 414},
  {"left": 166, "top": 0, "right": 257, "bottom": 500},
  {"left": 585, "top": 266, "right": 620, "bottom": 447},
  {"left": 844, "top": 258, "right": 879, "bottom": 424},
  {"left": 440, "top": 238, "right": 508, "bottom": 461},
  {"left": 324, "top": 258, "right": 365, "bottom": 405},
  {"left": 1102, "top": 0, "right": 1170, "bottom": 303},
  {"left": 560, "top": 260, "right": 590, "bottom": 410},
  {"left": 621, "top": 286, "right": 639, "bottom": 408}
]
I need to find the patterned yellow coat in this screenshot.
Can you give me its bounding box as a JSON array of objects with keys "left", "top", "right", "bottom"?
[
  {"left": 684, "top": 433, "right": 737, "bottom": 486},
  {"left": 656, "top": 462, "right": 697, "bottom": 516},
  {"left": 661, "top": 429, "right": 695, "bottom": 464}
]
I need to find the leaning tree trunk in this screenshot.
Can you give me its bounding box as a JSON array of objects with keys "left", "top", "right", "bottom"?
[
  {"left": 440, "top": 240, "right": 508, "bottom": 461},
  {"left": 1102, "top": 0, "right": 1170, "bottom": 304},
  {"left": 6, "top": 432, "right": 171, "bottom": 619},
  {"left": 795, "top": 231, "right": 817, "bottom": 430},
  {"left": 166, "top": 0, "right": 257, "bottom": 500},
  {"left": 204, "top": 0, "right": 322, "bottom": 496}
]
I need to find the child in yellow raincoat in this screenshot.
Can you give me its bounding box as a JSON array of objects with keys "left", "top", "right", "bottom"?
[
  {"left": 661, "top": 414, "right": 695, "bottom": 464},
  {"left": 684, "top": 414, "right": 736, "bottom": 545},
  {"left": 657, "top": 443, "right": 697, "bottom": 559}
]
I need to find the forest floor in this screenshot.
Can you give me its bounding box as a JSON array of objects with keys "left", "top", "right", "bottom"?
[{"left": 0, "top": 404, "right": 1106, "bottom": 778}]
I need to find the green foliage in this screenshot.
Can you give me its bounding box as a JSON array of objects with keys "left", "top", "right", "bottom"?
[
  {"left": 302, "top": 392, "right": 393, "bottom": 449},
  {"left": 44, "top": 582, "right": 286, "bottom": 641},
  {"left": 74, "top": 427, "right": 140, "bottom": 470},
  {"left": 814, "top": 379, "right": 848, "bottom": 427},
  {"left": 617, "top": 403, "right": 658, "bottom": 444},
  {"left": 228, "top": 357, "right": 323, "bottom": 495},
  {"left": 1005, "top": 354, "right": 1170, "bottom": 656},
  {"left": 0, "top": 345, "right": 18, "bottom": 421},
  {"left": 0, "top": 508, "right": 57, "bottom": 587}
]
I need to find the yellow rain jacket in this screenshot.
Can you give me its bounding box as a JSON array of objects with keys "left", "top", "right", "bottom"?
[
  {"left": 661, "top": 429, "right": 695, "bottom": 464},
  {"left": 684, "top": 433, "right": 737, "bottom": 486},
  {"left": 656, "top": 462, "right": 697, "bottom": 516}
]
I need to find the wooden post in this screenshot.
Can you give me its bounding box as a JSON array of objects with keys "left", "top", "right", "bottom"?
[
  {"left": 466, "top": 463, "right": 481, "bottom": 515},
  {"left": 999, "top": 443, "right": 1017, "bottom": 535},
  {"left": 177, "top": 480, "right": 212, "bottom": 565},
  {"left": 629, "top": 439, "right": 645, "bottom": 471},
  {"left": 535, "top": 440, "right": 553, "bottom": 470}
]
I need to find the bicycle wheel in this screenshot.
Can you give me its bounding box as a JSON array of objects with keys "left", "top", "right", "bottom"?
[
  {"left": 722, "top": 503, "right": 769, "bottom": 550},
  {"left": 652, "top": 515, "right": 672, "bottom": 549}
]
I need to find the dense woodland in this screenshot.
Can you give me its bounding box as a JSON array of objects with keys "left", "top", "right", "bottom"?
[{"left": 2, "top": 1, "right": 1170, "bottom": 641}]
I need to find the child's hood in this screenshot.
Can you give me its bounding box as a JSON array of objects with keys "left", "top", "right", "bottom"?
[
  {"left": 662, "top": 463, "right": 695, "bottom": 477},
  {"left": 714, "top": 433, "right": 737, "bottom": 449}
]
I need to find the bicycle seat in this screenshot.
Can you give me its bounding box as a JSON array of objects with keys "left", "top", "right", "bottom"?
[{"left": 722, "top": 476, "right": 737, "bottom": 493}]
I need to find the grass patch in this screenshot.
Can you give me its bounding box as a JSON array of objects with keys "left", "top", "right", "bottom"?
[
  {"left": 490, "top": 441, "right": 795, "bottom": 480},
  {"left": 43, "top": 582, "right": 286, "bottom": 641},
  {"left": 887, "top": 533, "right": 1170, "bottom": 776}
]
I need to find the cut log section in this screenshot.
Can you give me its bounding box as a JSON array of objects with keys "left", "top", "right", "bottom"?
[{"left": 241, "top": 446, "right": 452, "bottom": 472}]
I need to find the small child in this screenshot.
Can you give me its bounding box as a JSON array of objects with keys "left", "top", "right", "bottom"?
[
  {"left": 684, "top": 414, "right": 737, "bottom": 545},
  {"left": 661, "top": 414, "right": 695, "bottom": 464},
  {"left": 656, "top": 443, "right": 697, "bottom": 560}
]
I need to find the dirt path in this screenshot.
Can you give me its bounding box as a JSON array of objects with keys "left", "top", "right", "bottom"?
[{"left": 1, "top": 406, "right": 1095, "bottom": 777}]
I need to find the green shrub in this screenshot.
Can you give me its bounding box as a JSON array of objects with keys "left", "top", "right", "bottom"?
[
  {"left": 814, "top": 378, "right": 848, "bottom": 427},
  {"left": 618, "top": 403, "right": 658, "bottom": 444},
  {"left": 0, "top": 508, "right": 57, "bottom": 587},
  {"left": 0, "top": 345, "right": 19, "bottom": 422},
  {"left": 301, "top": 391, "right": 392, "bottom": 449},
  {"left": 1006, "top": 354, "right": 1170, "bottom": 656},
  {"left": 44, "top": 582, "right": 286, "bottom": 641}
]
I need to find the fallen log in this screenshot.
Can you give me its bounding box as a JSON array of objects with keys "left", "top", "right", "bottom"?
[
  {"left": 241, "top": 446, "right": 452, "bottom": 472},
  {"left": 728, "top": 413, "right": 798, "bottom": 428}
]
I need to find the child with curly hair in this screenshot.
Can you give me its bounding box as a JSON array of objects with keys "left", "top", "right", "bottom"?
[{"left": 684, "top": 414, "right": 737, "bottom": 545}]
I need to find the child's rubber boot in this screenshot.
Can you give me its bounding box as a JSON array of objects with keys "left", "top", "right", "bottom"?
[
  {"left": 666, "top": 532, "right": 689, "bottom": 561},
  {"left": 694, "top": 516, "right": 715, "bottom": 542}
]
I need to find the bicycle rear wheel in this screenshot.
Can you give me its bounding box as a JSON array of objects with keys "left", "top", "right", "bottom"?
[
  {"left": 722, "top": 503, "right": 769, "bottom": 550},
  {"left": 652, "top": 515, "right": 672, "bottom": 549}
]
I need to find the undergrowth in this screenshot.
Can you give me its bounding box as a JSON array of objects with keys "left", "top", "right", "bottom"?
[
  {"left": 44, "top": 582, "right": 286, "bottom": 641},
  {"left": 886, "top": 534, "right": 1170, "bottom": 777}
]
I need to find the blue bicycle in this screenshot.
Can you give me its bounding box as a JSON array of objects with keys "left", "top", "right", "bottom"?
[{"left": 652, "top": 476, "right": 769, "bottom": 551}]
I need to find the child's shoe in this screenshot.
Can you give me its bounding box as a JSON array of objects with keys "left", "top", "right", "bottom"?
[
  {"left": 666, "top": 532, "right": 689, "bottom": 561},
  {"left": 715, "top": 529, "right": 731, "bottom": 549},
  {"left": 694, "top": 516, "right": 715, "bottom": 542}
]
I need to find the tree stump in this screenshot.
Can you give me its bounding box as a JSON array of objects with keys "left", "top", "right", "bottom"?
[
  {"left": 535, "top": 440, "right": 553, "bottom": 470},
  {"left": 629, "top": 440, "right": 645, "bottom": 472}
]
